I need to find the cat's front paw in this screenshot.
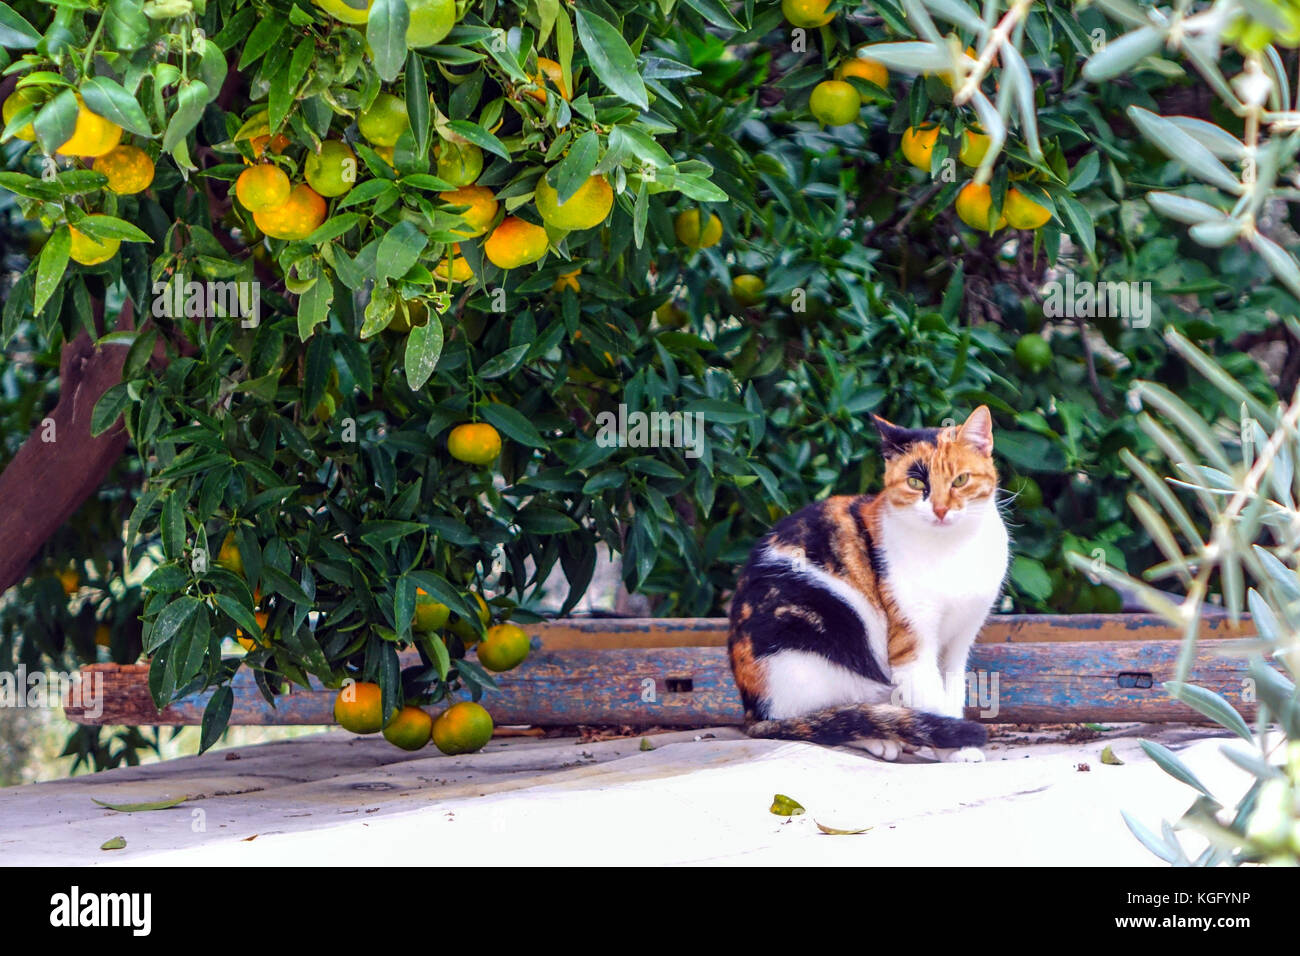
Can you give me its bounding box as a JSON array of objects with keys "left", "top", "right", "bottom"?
[
  {"left": 935, "top": 746, "right": 985, "bottom": 763},
  {"left": 860, "top": 738, "right": 902, "bottom": 761}
]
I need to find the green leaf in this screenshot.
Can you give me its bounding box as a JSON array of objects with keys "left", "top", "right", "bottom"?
[
  {"left": 574, "top": 8, "right": 648, "bottom": 110},
  {"left": 91, "top": 382, "right": 132, "bottom": 436},
  {"left": 1164, "top": 682, "right": 1254, "bottom": 742},
  {"left": 100, "top": 836, "right": 127, "bottom": 851},
  {"left": 71, "top": 215, "right": 152, "bottom": 243},
  {"left": 368, "top": 0, "right": 410, "bottom": 82},
  {"left": 376, "top": 220, "right": 427, "bottom": 282},
  {"left": 200, "top": 686, "right": 234, "bottom": 754},
  {"left": 35, "top": 226, "right": 69, "bottom": 314},
  {"left": 146, "top": 596, "right": 201, "bottom": 654},
  {"left": 92, "top": 795, "right": 188, "bottom": 812},
  {"left": 34, "top": 88, "right": 78, "bottom": 156},
  {"left": 0, "top": 2, "right": 40, "bottom": 47},
  {"left": 406, "top": 51, "right": 431, "bottom": 156},
  {"left": 769, "top": 793, "right": 805, "bottom": 816},
  {"left": 1138, "top": 739, "right": 1214, "bottom": 798},
  {"left": 480, "top": 402, "right": 546, "bottom": 448},
  {"left": 1009, "top": 555, "right": 1052, "bottom": 602},
  {"left": 446, "top": 119, "right": 510, "bottom": 161},
  {"left": 297, "top": 278, "right": 333, "bottom": 340},
  {"left": 405, "top": 315, "right": 444, "bottom": 390},
  {"left": 162, "top": 80, "right": 210, "bottom": 153},
  {"left": 80, "top": 76, "right": 153, "bottom": 137},
  {"left": 213, "top": 593, "right": 263, "bottom": 642},
  {"left": 515, "top": 504, "right": 579, "bottom": 534},
  {"left": 476, "top": 343, "right": 528, "bottom": 379},
  {"left": 551, "top": 130, "right": 600, "bottom": 203}
]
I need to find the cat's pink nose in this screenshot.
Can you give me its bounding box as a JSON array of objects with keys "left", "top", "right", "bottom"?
[{"left": 933, "top": 504, "right": 949, "bottom": 521}]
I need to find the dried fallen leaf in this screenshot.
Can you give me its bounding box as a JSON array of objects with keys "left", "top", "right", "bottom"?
[
  {"left": 639, "top": 737, "right": 654, "bottom": 751},
  {"left": 814, "top": 820, "right": 872, "bottom": 835},
  {"left": 93, "top": 795, "right": 188, "bottom": 812},
  {"left": 1101, "top": 745, "right": 1124, "bottom": 765},
  {"left": 1077, "top": 762, "right": 1091, "bottom": 772},
  {"left": 242, "top": 834, "right": 258, "bottom": 842},
  {"left": 769, "top": 793, "right": 805, "bottom": 816},
  {"left": 100, "top": 836, "right": 126, "bottom": 851}
]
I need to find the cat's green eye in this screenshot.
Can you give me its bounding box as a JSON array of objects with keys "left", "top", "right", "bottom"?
[
  {"left": 907, "top": 476, "right": 925, "bottom": 491},
  {"left": 952, "top": 473, "right": 970, "bottom": 488}
]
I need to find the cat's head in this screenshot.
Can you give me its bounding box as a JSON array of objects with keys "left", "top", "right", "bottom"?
[{"left": 870, "top": 406, "right": 998, "bottom": 529}]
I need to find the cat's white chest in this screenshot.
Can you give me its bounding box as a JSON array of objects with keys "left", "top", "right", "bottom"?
[{"left": 878, "top": 506, "right": 1009, "bottom": 647}]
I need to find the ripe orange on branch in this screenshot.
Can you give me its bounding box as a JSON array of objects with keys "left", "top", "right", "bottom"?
[
  {"left": 431, "top": 701, "right": 494, "bottom": 755},
  {"left": 236, "top": 164, "right": 291, "bottom": 211},
  {"left": 94, "top": 145, "right": 155, "bottom": 195},
  {"left": 534, "top": 174, "right": 613, "bottom": 231},
  {"left": 358, "top": 93, "right": 409, "bottom": 147},
  {"left": 674, "top": 209, "right": 722, "bottom": 249},
  {"left": 253, "top": 184, "right": 327, "bottom": 240},
  {"left": 68, "top": 221, "right": 121, "bottom": 265},
  {"left": 333, "top": 681, "right": 384, "bottom": 734},
  {"left": 447, "top": 422, "right": 502, "bottom": 465},
  {"left": 439, "top": 185, "right": 498, "bottom": 238},
  {"left": 56, "top": 99, "right": 121, "bottom": 158},
  {"left": 484, "top": 216, "right": 548, "bottom": 269},
  {"left": 383, "top": 706, "right": 433, "bottom": 750},
  {"left": 2, "top": 87, "right": 41, "bottom": 141}
]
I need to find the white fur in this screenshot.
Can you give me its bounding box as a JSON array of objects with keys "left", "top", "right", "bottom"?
[
  {"left": 879, "top": 493, "right": 1009, "bottom": 724},
  {"left": 759, "top": 649, "right": 891, "bottom": 719}
]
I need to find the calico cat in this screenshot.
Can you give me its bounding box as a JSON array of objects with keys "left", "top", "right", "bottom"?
[{"left": 728, "top": 406, "right": 1009, "bottom": 762}]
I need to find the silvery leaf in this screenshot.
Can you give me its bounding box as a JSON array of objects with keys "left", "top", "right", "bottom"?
[
  {"left": 1250, "top": 232, "right": 1300, "bottom": 299},
  {"left": 854, "top": 42, "right": 951, "bottom": 75},
  {"left": 1164, "top": 117, "right": 1247, "bottom": 160},
  {"left": 1127, "top": 107, "right": 1243, "bottom": 194},
  {"left": 1081, "top": 26, "right": 1165, "bottom": 82},
  {"left": 1146, "top": 191, "right": 1228, "bottom": 224}
]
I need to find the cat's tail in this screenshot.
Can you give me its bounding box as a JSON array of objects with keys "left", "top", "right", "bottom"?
[{"left": 745, "top": 702, "right": 986, "bottom": 749}]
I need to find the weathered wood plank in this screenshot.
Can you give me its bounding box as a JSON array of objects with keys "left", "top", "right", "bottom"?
[
  {"left": 530, "top": 614, "right": 1252, "bottom": 649},
  {"left": 66, "top": 639, "right": 1270, "bottom": 727}
]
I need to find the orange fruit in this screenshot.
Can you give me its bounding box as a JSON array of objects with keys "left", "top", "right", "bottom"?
[
  {"left": 1004, "top": 188, "right": 1052, "bottom": 229},
  {"left": 439, "top": 185, "right": 498, "bottom": 238},
  {"left": 383, "top": 706, "right": 433, "bottom": 750},
  {"left": 731, "top": 274, "right": 765, "bottom": 306},
  {"left": 436, "top": 246, "right": 474, "bottom": 283},
  {"left": 237, "top": 610, "right": 271, "bottom": 650},
  {"left": 808, "top": 80, "right": 860, "bottom": 126},
  {"left": 216, "top": 533, "right": 244, "bottom": 574},
  {"left": 477, "top": 623, "right": 530, "bottom": 672},
  {"left": 527, "top": 57, "right": 571, "bottom": 103},
  {"left": 235, "top": 164, "right": 291, "bottom": 211},
  {"left": 253, "top": 184, "right": 327, "bottom": 240},
  {"left": 782, "top": 0, "right": 834, "bottom": 27},
  {"left": 247, "top": 132, "right": 291, "bottom": 157},
  {"left": 534, "top": 174, "right": 613, "bottom": 231},
  {"left": 358, "top": 93, "right": 408, "bottom": 147},
  {"left": 958, "top": 128, "right": 992, "bottom": 167},
  {"left": 836, "top": 57, "right": 888, "bottom": 88},
  {"left": 57, "top": 568, "right": 79, "bottom": 595},
  {"left": 484, "top": 216, "right": 548, "bottom": 269},
  {"left": 447, "top": 422, "right": 502, "bottom": 464},
  {"left": 56, "top": 98, "right": 122, "bottom": 158},
  {"left": 553, "top": 268, "right": 581, "bottom": 292},
  {"left": 413, "top": 587, "right": 451, "bottom": 632},
  {"left": 954, "top": 182, "right": 1007, "bottom": 232},
  {"left": 406, "top": 0, "right": 456, "bottom": 47},
  {"left": 304, "top": 140, "right": 358, "bottom": 197},
  {"left": 431, "top": 701, "right": 494, "bottom": 755},
  {"left": 333, "top": 681, "right": 384, "bottom": 733},
  {"left": 93, "top": 145, "right": 155, "bottom": 195},
  {"left": 435, "top": 139, "right": 483, "bottom": 187},
  {"left": 900, "top": 126, "right": 939, "bottom": 171},
  {"left": 673, "top": 209, "right": 722, "bottom": 249},
  {"left": 3, "top": 87, "right": 41, "bottom": 141},
  {"left": 68, "top": 222, "right": 121, "bottom": 265}
]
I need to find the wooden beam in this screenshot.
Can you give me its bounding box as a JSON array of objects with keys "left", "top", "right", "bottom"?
[
  {"left": 65, "top": 638, "right": 1269, "bottom": 727},
  {"left": 520, "top": 613, "right": 1252, "bottom": 649}
]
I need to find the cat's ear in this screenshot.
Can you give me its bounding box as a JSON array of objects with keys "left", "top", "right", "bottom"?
[
  {"left": 872, "top": 414, "right": 911, "bottom": 459},
  {"left": 958, "top": 405, "right": 994, "bottom": 455}
]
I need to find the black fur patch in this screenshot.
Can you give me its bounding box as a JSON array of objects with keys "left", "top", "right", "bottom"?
[
  {"left": 906, "top": 460, "right": 930, "bottom": 496},
  {"left": 872, "top": 418, "right": 942, "bottom": 459},
  {"left": 748, "top": 703, "right": 987, "bottom": 749}
]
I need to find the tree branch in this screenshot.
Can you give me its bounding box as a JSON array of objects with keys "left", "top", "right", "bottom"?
[{"left": 0, "top": 301, "right": 136, "bottom": 592}]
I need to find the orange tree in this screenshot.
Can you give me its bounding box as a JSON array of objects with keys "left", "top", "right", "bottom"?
[{"left": 0, "top": 0, "right": 1291, "bottom": 764}]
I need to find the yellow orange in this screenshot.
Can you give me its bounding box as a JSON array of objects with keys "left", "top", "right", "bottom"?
[
  {"left": 782, "top": 0, "right": 833, "bottom": 27},
  {"left": 439, "top": 185, "right": 498, "bottom": 238},
  {"left": 68, "top": 223, "right": 121, "bottom": 265},
  {"left": 2, "top": 87, "right": 40, "bottom": 141},
  {"left": 383, "top": 706, "right": 433, "bottom": 750},
  {"left": 836, "top": 57, "right": 888, "bottom": 88},
  {"left": 534, "top": 174, "right": 613, "bottom": 231},
  {"left": 674, "top": 209, "right": 722, "bottom": 249},
  {"left": 253, "top": 184, "right": 327, "bottom": 240},
  {"left": 447, "top": 422, "right": 502, "bottom": 465},
  {"left": 333, "top": 681, "right": 384, "bottom": 734},
  {"left": 528, "top": 57, "right": 571, "bottom": 103},
  {"left": 954, "top": 182, "right": 1007, "bottom": 232},
  {"left": 431, "top": 701, "right": 494, "bottom": 755},
  {"left": 56, "top": 99, "right": 122, "bottom": 158},
  {"left": 235, "top": 164, "right": 291, "bottom": 211},
  {"left": 477, "top": 623, "right": 530, "bottom": 672},
  {"left": 484, "top": 216, "right": 548, "bottom": 269},
  {"left": 94, "top": 145, "right": 155, "bottom": 195},
  {"left": 1004, "top": 188, "right": 1052, "bottom": 229},
  {"left": 900, "top": 126, "right": 939, "bottom": 171}
]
